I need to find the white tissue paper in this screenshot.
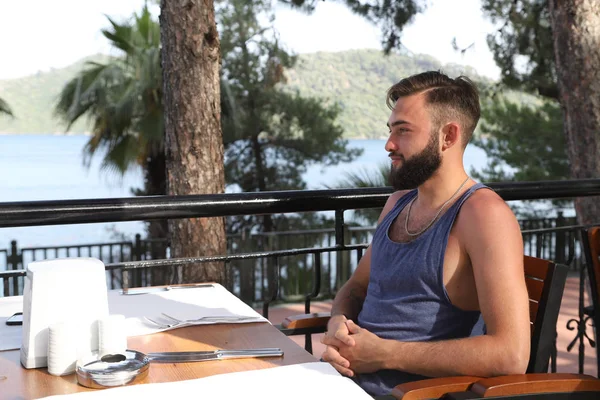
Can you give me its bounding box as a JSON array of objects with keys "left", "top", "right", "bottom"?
[{"left": 20, "top": 257, "right": 109, "bottom": 369}]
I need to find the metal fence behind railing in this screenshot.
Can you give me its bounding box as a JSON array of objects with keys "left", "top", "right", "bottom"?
[
  {"left": 0, "top": 213, "right": 584, "bottom": 302},
  {"left": 1, "top": 240, "right": 134, "bottom": 297},
  {"left": 521, "top": 213, "right": 583, "bottom": 270}
]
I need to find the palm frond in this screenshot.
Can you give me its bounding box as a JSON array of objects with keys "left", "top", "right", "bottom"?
[
  {"left": 102, "top": 16, "right": 135, "bottom": 54},
  {"left": 54, "top": 62, "right": 115, "bottom": 129},
  {"left": 99, "top": 134, "right": 141, "bottom": 174},
  {"left": 325, "top": 162, "right": 390, "bottom": 189},
  {"left": 56, "top": 7, "right": 163, "bottom": 176},
  {"left": 0, "top": 96, "right": 13, "bottom": 117}
]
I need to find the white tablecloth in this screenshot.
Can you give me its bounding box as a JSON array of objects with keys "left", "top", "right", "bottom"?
[
  {"left": 0, "top": 284, "right": 267, "bottom": 351},
  {"left": 0, "top": 295, "right": 24, "bottom": 351},
  {"left": 39, "top": 362, "right": 372, "bottom": 400}
]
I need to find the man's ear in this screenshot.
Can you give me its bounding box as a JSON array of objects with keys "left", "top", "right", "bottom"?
[{"left": 441, "top": 123, "right": 461, "bottom": 151}]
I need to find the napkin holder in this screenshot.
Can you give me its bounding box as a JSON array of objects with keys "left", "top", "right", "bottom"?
[{"left": 20, "top": 257, "right": 109, "bottom": 369}]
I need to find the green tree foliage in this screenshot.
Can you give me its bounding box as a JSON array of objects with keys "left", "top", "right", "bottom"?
[
  {"left": 469, "top": 0, "right": 566, "bottom": 188},
  {"left": 475, "top": 1, "right": 576, "bottom": 216},
  {"left": 473, "top": 96, "right": 571, "bottom": 216},
  {"left": 482, "top": 0, "right": 557, "bottom": 99},
  {"left": 473, "top": 98, "right": 567, "bottom": 183},
  {"left": 219, "top": 0, "right": 362, "bottom": 232}
]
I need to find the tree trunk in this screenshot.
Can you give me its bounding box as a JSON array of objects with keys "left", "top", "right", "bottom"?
[
  {"left": 250, "top": 134, "right": 273, "bottom": 232},
  {"left": 145, "top": 152, "right": 168, "bottom": 253},
  {"left": 549, "top": 0, "right": 600, "bottom": 225},
  {"left": 145, "top": 152, "right": 170, "bottom": 285},
  {"left": 160, "top": 0, "right": 227, "bottom": 284}
]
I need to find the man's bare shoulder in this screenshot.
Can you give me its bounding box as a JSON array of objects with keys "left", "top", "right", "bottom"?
[
  {"left": 385, "top": 190, "right": 412, "bottom": 210},
  {"left": 389, "top": 189, "right": 411, "bottom": 203},
  {"left": 457, "top": 187, "right": 524, "bottom": 268},
  {"left": 457, "top": 187, "right": 519, "bottom": 229},
  {"left": 378, "top": 190, "right": 412, "bottom": 223}
]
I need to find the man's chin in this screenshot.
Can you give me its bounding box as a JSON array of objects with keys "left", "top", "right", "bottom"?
[{"left": 389, "top": 172, "right": 428, "bottom": 191}]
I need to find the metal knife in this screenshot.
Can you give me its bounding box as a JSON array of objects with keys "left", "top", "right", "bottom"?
[{"left": 147, "top": 348, "right": 283, "bottom": 363}]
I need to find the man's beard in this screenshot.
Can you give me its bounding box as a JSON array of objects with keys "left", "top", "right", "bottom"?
[{"left": 388, "top": 133, "right": 442, "bottom": 190}]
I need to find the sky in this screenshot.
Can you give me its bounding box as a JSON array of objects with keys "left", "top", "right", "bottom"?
[{"left": 0, "top": 0, "right": 500, "bottom": 80}]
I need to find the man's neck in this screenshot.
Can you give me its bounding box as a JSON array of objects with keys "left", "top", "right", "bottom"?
[{"left": 415, "top": 169, "right": 470, "bottom": 210}]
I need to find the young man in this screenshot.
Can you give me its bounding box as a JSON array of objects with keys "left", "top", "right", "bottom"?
[{"left": 321, "top": 71, "right": 530, "bottom": 397}]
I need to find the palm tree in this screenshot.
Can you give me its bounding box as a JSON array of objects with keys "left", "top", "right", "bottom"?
[
  {"left": 0, "top": 97, "right": 13, "bottom": 116},
  {"left": 55, "top": 6, "right": 167, "bottom": 260}
]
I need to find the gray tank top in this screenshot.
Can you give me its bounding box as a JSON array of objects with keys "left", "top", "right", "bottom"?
[{"left": 355, "top": 183, "right": 488, "bottom": 396}]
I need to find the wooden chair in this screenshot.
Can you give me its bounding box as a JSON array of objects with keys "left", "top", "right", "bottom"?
[
  {"left": 580, "top": 227, "right": 600, "bottom": 377},
  {"left": 280, "top": 255, "right": 600, "bottom": 399}
]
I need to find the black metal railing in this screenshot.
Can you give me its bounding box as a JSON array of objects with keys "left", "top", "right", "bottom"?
[{"left": 2, "top": 179, "right": 600, "bottom": 229}]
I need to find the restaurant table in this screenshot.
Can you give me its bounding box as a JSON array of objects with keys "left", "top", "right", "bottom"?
[{"left": 0, "top": 291, "right": 318, "bottom": 399}]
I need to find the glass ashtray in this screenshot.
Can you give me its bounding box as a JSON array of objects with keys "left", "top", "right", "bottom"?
[{"left": 76, "top": 350, "right": 150, "bottom": 389}]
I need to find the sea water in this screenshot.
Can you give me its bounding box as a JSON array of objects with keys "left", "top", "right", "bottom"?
[{"left": 0, "top": 134, "right": 489, "bottom": 250}]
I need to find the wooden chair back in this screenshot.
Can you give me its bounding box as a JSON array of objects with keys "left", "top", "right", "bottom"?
[
  {"left": 580, "top": 227, "right": 600, "bottom": 377},
  {"left": 581, "top": 227, "right": 600, "bottom": 318},
  {"left": 525, "top": 255, "right": 568, "bottom": 373}
]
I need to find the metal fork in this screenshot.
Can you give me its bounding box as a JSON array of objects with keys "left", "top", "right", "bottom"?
[
  {"left": 145, "top": 315, "right": 262, "bottom": 329},
  {"left": 144, "top": 317, "right": 189, "bottom": 329},
  {"left": 161, "top": 313, "right": 262, "bottom": 324}
]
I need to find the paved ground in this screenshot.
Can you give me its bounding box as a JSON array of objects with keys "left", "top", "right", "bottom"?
[{"left": 261, "top": 276, "right": 598, "bottom": 377}]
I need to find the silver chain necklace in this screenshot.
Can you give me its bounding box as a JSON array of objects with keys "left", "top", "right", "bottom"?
[{"left": 404, "top": 176, "right": 471, "bottom": 237}]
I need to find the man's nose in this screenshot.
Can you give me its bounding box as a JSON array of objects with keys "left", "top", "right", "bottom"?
[{"left": 385, "top": 136, "right": 397, "bottom": 152}]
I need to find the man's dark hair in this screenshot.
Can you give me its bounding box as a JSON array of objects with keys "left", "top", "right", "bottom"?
[{"left": 386, "top": 71, "right": 480, "bottom": 147}]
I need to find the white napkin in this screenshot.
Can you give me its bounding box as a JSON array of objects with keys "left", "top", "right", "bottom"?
[
  {"left": 39, "top": 362, "right": 373, "bottom": 400},
  {"left": 108, "top": 283, "right": 267, "bottom": 336},
  {"left": 0, "top": 295, "right": 24, "bottom": 351}
]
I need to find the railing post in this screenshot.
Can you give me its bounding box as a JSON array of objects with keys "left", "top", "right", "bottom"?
[
  {"left": 133, "top": 234, "right": 142, "bottom": 287},
  {"left": 555, "top": 212, "right": 566, "bottom": 264},
  {"left": 122, "top": 267, "right": 129, "bottom": 291},
  {"left": 341, "top": 225, "right": 351, "bottom": 283},
  {"left": 239, "top": 230, "right": 255, "bottom": 304},
  {"left": 134, "top": 234, "right": 142, "bottom": 261},
  {"left": 7, "top": 240, "right": 22, "bottom": 296},
  {"left": 264, "top": 233, "right": 277, "bottom": 303},
  {"left": 335, "top": 210, "right": 349, "bottom": 290},
  {"left": 8, "top": 240, "right": 21, "bottom": 270}
]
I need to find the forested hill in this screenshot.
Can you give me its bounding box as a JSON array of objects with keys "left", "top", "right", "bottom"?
[
  {"left": 285, "top": 49, "right": 485, "bottom": 139},
  {"left": 0, "top": 49, "right": 487, "bottom": 137},
  {"left": 0, "top": 55, "right": 110, "bottom": 135}
]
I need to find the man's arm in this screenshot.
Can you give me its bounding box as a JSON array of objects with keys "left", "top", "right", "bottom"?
[
  {"left": 341, "top": 192, "right": 531, "bottom": 378},
  {"left": 320, "top": 243, "right": 372, "bottom": 376},
  {"left": 330, "top": 255, "right": 370, "bottom": 321},
  {"left": 329, "top": 190, "right": 408, "bottom": 325},
  {"left": 322, "top": 191, "right": 408, "bottom": 376}
]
